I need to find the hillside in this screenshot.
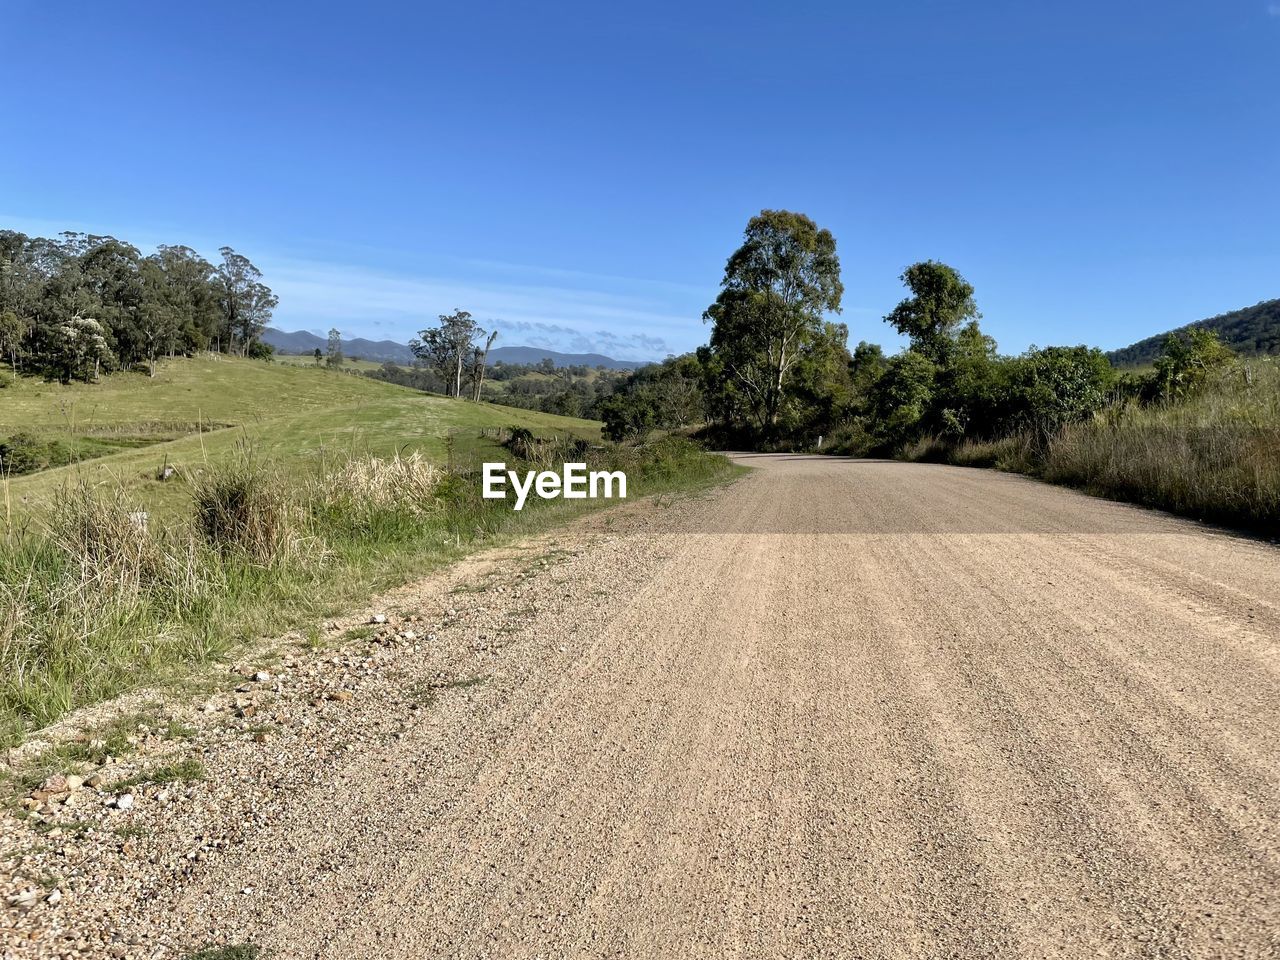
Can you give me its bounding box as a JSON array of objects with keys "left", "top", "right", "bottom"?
[
  {"left": 262, "top": 328, "right": 647, "bottom": 370},
  {"left": 0, "top": 355, "right": 601, "bottom": 517},
  {"left": 1106, "top": 298, "right": 1280, "bottom": 366}
]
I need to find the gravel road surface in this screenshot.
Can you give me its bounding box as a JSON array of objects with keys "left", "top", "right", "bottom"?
[{"left": 4, "top": 455, "right": 1279, "bottom": 959}]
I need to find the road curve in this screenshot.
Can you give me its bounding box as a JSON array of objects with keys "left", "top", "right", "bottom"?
[{"left": 23, "top": 455, "right": 1280, "bottom": 958}]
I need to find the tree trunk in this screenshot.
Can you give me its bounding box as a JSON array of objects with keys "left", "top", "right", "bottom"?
[{"left": 473, "top": 331, "right": 498, "bottom": 401}]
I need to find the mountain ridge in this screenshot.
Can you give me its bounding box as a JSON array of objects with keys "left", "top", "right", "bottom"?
[
  {"left": 1105, "top": 299, "right": 1280, "bottom": 367},
  {"left": 260, "top": 328, "right": 648, "bottom": 370}
]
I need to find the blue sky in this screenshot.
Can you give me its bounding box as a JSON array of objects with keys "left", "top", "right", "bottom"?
[{"left": 2, "top": 0, "right": 1277, "bottom": 360}]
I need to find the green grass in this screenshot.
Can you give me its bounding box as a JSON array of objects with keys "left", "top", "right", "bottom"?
[
  {"left": 0, "top": 358, "right": 738, "bottom": 745},
  {"left": 274, "top": 354, "right": 385, "bottom": 372},
  {"left": 113, "top": 758, "right": 206, "bottom": 791},
  {"left": 1, "top": 355, "right": 600, "bottom": 518},
  {"left": 186, "top": 946, "right": 262, "bottom": 960}
]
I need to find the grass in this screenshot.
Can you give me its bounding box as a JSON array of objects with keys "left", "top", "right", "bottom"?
[
  {"left": 274, "top": 354, "right": 385, "bottom": 372},
  {"left": 0, "top": 361, "right": 738, "bottom": 745},
  {"left": 407, "top": 675, "right": 488, "bottom": 707},
  {"left": 186, "top": 946, "right": 262, "bottom": 960},
  {"left": 0, "top": 355, "right": 600, "bottom": 519},
  {"left": 1045, "top": 360, "right": 1280, "bottom": 532},
  {"left": 902, "top": 358, "right": 1280, "bottom": 536},
  {"left": 112, "top": 758, "right": 206, "bottom": 791}
]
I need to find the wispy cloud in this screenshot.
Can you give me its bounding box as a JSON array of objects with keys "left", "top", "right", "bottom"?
[
  {"left": 262, "top": 256, "right": 702, "bottom": 360},
  {"left": 1270, "top": 2, "right": 1280, "bottom": 15},
  {"left": 0, "top": 213, "right": 706, "bottom": 361}
]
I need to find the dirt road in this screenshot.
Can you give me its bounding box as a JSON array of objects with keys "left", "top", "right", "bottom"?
[{"left": 7, "top": 455, "right": 1280, "bottom": 958}]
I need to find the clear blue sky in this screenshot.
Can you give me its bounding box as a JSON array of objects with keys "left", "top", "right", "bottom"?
[{"left": 3, "top": 0, "right": 1277, "bottom": 360}]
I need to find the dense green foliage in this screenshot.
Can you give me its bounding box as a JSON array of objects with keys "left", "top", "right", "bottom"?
[
  {"left": 0, "top": 229, "right": 277, "bottom": 382},
  {"left": 702, "top": 210, "right": 845, "bottom": 437},
  {"left": 1106, "top": 298, "right": 1280, "bottom": 366}
]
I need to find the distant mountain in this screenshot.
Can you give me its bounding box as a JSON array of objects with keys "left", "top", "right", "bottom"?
[
  {"left": 487, "top": 346, "right": 646, "bottom": 370},
  {"left": 1106, "top": 299, "right": 1280, "bottom": 367},
  {"left": 262, "top": 328, "right": 647, "bottom": 370},
  {"left": 261, "top": 328, "right": 414, "bottom": 363}
]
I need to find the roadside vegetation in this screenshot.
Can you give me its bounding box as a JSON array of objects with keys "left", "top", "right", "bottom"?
[
  {"left": 0, "top": 428, "right": 732, "bottom": 745},
  {"left": 3, "top": 213, "right": 1274, "bottom": 746},
  {"left": 537, "top": 210, "right": 1278, "bottom": 536}
]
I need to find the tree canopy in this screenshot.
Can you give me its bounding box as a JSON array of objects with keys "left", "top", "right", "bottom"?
[
  {"left": 703, "top": 210, "right": 844, "bottom": 436},
  {"left": 0, "top": 228, "right": 277, "bottom": 382}
]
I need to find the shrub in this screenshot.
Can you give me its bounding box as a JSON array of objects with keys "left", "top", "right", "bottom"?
[
  {"left": 505, "top": 426, "right": 538, "bottom": 460},
  {"left": 0, "top": 432, "right": 50, "bottom": 475}
]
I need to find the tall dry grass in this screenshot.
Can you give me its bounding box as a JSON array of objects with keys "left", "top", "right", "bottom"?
[
  {"left": 1, "top": 485, "right": 220, "bottom": 741},
  {"left": 308, "top": 451, "right": 442, "bottom": 516},
  {"left": 1045, "top": 360, "right": 1280, "bottom": 531},
  {"left": 903, "top": 359, "right": 1280, "bottom": 535}
]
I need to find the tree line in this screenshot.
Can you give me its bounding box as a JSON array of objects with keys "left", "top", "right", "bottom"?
[
  {"left": 0, "top": 230, "right": 277, "bottom": 383},
  {"left": 588, "top": 209, "right": 1238, "bottom": 450}
]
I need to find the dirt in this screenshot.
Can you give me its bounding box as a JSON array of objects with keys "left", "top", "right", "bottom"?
[{"left": 3, "top": 454, "right": 1279, "bottom": 959}]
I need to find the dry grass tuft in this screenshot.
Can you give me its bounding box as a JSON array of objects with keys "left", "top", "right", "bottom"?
[{"left": 310, "top": 451, "right": 442, "bottom": 515}]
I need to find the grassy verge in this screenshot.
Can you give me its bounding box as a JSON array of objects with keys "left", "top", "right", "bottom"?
[
  {"left": 901, "top": 359, "right": 1280, "bottom": 536},
  {"left": 0, "top": 435, "right": 736, "bottom": 745}
]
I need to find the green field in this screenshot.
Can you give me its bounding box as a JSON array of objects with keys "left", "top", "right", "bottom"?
[{"left": 1, "top": 355, "right": 601, "bottom": 518}]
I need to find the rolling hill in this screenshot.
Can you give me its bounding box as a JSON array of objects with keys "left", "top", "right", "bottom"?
[
  {"left": 261, "top": 328, "right": 647, "bottom": 370},
  {"left": 0, "top": 355, "right": 601, "bottom": 517},
  {"left": 1106, "top": 298, "right": 1280, "bottom": 367}
]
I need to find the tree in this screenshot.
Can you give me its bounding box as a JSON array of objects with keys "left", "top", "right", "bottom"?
[
  {"left": 77, "top": 237, "right": 145, "bottom": 366},
  {"left": 928, "top": 320, "right": 1001, "bottom": 438},
  {"left": 326, "top": 328, "right": 344, "bottom": 368},
  {"left": 149, "top": 245, "right": 222, "bottom": 351},
  {"left": 868, "top": 350, "right": 937, "bottom": 447},
  {"left": 137, "top": 257, "right": 180, "bottom": 376},
  {"left": 1150, "top": 329, "right": 1235, "bottom": 401},
  {"left": 43, "top": 316, "right": 114, "bottom": 384},
  {"left": 885, "top": 261, "right": 980, "bottom": 362},
  {"left": 216, "top": 247, "right": 278, "bottom": 355},
  {"left": 410, "top": 310, "right": 482, "bottom": 398},
  {"left": 313, "top": 347, "right": 323, "bottom": 365},
  {"left": 596, "top": 354, "right": 709, "bottom": 440},
  {"left": 0, "top": 310, "right": 30, "bottom": 380},
  {"left": 469, "top": 329, "right": 499, "bottom": 401},
  {"left": 599, "top": 390, "right": 658, "bottom": 441},
  {"left": 703, "top": 210, "right": 843, "bottom": 435}
]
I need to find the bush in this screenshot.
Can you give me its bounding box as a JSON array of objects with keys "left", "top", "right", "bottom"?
[{"left": 0, "top": 432, "right": 50, "bottom": 475}]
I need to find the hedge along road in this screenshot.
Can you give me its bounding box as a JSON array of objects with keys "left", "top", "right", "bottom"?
[{"left": 27, "top": 454, "right": 1280, "bottom": 958}]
